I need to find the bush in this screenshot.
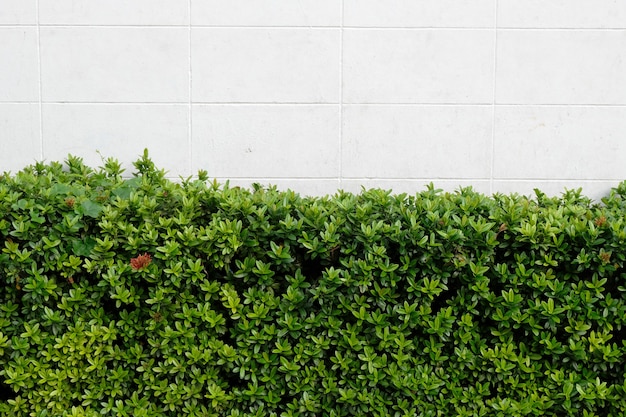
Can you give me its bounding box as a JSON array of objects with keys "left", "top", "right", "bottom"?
[{"left": 1, "top": 152, "right": 626, "bottom": 416}]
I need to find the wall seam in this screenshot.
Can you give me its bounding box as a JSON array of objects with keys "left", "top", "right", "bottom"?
[
  {"left": 22, "top": 24, "right": 626, "bottom": 31},
  {"left": 178, "top": 176, "right": 620, "bottom": 183},
  {"left": 188, "top": 0, "right": 193, "bottom": 176},
  {"left": 490, "top": 0, "right": 499, "bottom": 195},
  {"left": 339, "top": 0, "right": 344, "bottom": 190},
  {"left": 7, "top": 101, "right": 626, "bottom": 107},
  {"left": 10, "top": 102, "right": 626, "bottom": 107},
  {"left": 36, "top": 0, "right": 43, "bottom": 161}
]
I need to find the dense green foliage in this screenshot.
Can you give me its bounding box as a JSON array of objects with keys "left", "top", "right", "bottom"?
[{"left": 1, "top": 153, "right": 626, "bottom": 416}]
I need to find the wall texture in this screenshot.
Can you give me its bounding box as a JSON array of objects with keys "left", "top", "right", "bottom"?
[{"left": 2, "top": 1, "right": 626, "bottom": 199}]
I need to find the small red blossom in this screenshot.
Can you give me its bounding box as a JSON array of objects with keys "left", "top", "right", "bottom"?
[{"left": 130, "top": 253, "right": 152, "bottom": 270}]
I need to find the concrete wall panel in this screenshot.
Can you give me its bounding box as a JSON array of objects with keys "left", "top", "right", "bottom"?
[{"left": 1, "top": 2, "right": 625, "bottom": 199}]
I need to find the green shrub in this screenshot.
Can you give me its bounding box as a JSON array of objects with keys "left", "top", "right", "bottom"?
[{"left": 1, "top": 152, "right": 626, "bottom": 416}]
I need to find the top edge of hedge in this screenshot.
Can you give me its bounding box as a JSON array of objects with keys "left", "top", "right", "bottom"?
[
  {"left": 3, "top": 150, "right": 626, "bottom": 202},
  {"left": 1, "top": 152, "right": 626, "bottom": 416}
]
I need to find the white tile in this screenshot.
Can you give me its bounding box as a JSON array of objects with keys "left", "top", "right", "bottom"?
[
  {"left": 39, "top": 0, "right": 189, "bottom": 25},
  {"left": 344, "top": 0, "right": 494, "bottom": 28},
  {"left": 191, "top": 28, "right": 340, "bottom": 103},
  {"left": 40, "top": 27, "right": 189, "bottom": 103},
  {"left": 498, "top": 0, "right": 626, "bottom": 28},
  {"left": 340, "top": 179, "right": 492, "bottom": 196},
  {"left": 42, "top": 104, "right": 190, "bottom": 176},
  {"left": 0, "top": 104, "right": 40, "bottom": 173},
  {"left": 496, "top": 30, "right": 626, "bottom": 105},
  {"left": 192, "top": 105, "right": 340, "bottom": 178},
  {"left": 0, "top": 0, "right": 36, "bottom": 24},
  {"left": 0, "top": 28, "right": 39, "bottom": 101},
  {"left": 492, "top": 180, "right": 618, "bottom": 202},
  {"left": 342, "top": 105, "right": 492, "bottom": 178},
  {"left": 191, "top": 0, "right": 340, "bottom": 27},
  {"left": 212, "top": 178, "right": 341, "bottom": 197},
  {"left": 493, "top": 106, "right": 626, "bottom": 180},
  {"left": 343, "top": 29, "right": 494, "bottom": 103}
]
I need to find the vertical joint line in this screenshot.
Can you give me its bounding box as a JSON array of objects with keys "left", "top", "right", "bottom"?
[
  {"left": 188, "top": 0, "right": 193, "bottom": 176},
  {"left": 490, "top": 1, "right": 498, "bottom": 195},
  {"left": 37, "top": 0, "right": 44, "bottom": 161},
  {"left": 339, "top": 0, "right": 344, "bottom": 190}
]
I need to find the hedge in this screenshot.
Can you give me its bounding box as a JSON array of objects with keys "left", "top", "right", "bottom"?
[{"left": 1, "top": 152, "right": 626, "bottom": 416}]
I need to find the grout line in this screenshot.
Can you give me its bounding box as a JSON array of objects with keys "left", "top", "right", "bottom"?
[
  {"left": 208, "top": 177, "right": 344, "bottom": 181},
  {"left": 338, "top": 177, "right": 622, "bottom": 183},
  {"left": 490, "top": 0, "right": 498, "bottom": 195},
  {"left": 494, "top": 27, "right": 626, "bottom": 31},
  {"left": 207, "top": 177, "right": 488, "bottom": 181},
  {"left": 332, "top": 178, "right": 494, "bottom": 182},
  {"left": 339, "top": 0, "right": 344, "bottom": 190},
  {"left": 5, "top": 101, "right": 626, "bottom": 107},
  {"left": 193, "top": 26, "right": 626, "bottom": 31},
  {"left": 188, "top": 0, "right": 193, "bottom": 177},
  {"left": 490, "top": 179, "right": 624, "bottom": 183},
  {"left": 6, "top": 23, "right": 625, "bottom": 31},
  {"left": 33, "top": 24, "right": 193, "bottom": 30},
  {"left": 34, "top": 102, "right": 192, "bottom": 106},
  {"left": 27, "top": 24, "right": 488, "bottom": 30},
  {"left": 492, "top": 103, "right": 626, "bottom": 107},
  {"left": 188, "top": 102, "right": 494, "bottom": 106},
  {"left": 160, "top": 176, "right": 622, "bottom": 184},
  {"left": 186, "top": 102, "right": 498, "bottom": 106},
  {"left": 344, "top": 27, "right": 626, "bottom": 31},
  {"left": 35, "top": 24, "right": 196, "bottom": 29},
  {"left": 34, "top": 101, "right": 341, "bottom": 106},
  {"left": 36, "top": 0, "right": 44, "bottom": 162},
  {"left": 342, "top": 26, "right": 498, "bottom": 31},
  {"left": 22, "top": 24, "right": 626, "bottom": 31},
  {"left": 189, "top": 101, "right": 344, "bottom": 106},
  {"left": 33, "top": 24, "right": 340, "bottom": 30},
  {"left": 173, "top": 25, "right": 341, "bottom": 29},
  {"left": 195, "top": 26, "right": 492, "bottom": 30}
]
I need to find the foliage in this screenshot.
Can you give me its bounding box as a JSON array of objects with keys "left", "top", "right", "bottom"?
[{"left": 1, "top": 152, "right": 626, "bottom": 416}]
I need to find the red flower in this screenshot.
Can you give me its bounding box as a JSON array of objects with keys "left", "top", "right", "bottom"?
[{"left": 130, "top": 253, "right": 152, "bottom": 270}]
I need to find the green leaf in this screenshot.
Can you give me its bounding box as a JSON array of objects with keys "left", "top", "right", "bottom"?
[
  {"left": 49, "top": 183, "right": 72, "bottom": 196},
  {"left": 112, "top": 177, "right": 141, "bottom": 199},
  {"left": 72, "top": 237, "right": 96, "bottom": 257},
  {"left": 80, "top": 200, "right": 103, "bottom": 218}
]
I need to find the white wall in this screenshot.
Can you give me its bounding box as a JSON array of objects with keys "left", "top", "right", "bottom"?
[{"left": 2, "top": 1, "right": 626, "bottom": 199}]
